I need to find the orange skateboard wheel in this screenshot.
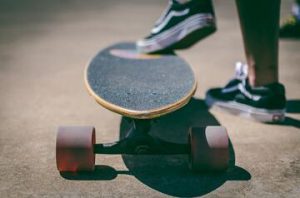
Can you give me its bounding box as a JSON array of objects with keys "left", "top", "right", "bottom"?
[
  {"left": 189, "top": 126, "right": 229, "bottom": 171},
  {"left": 56, "top": 126, "right": 95, "bottom": 172}
]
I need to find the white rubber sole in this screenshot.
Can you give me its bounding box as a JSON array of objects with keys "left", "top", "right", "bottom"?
[
  {"left": 137, "top": 13, "right": 215, "bottom": 53},
  {"left": 205, "top": 94, "right": 286, "bottom": 123}
]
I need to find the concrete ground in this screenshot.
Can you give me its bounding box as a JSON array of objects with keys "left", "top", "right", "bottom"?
[{"left": 0, "top": 0, "right": 299, "bottom": 197}]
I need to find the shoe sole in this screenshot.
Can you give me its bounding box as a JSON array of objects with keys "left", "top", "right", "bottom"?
[
  {"left": 205, "top": 93, "right": 286, "bottom": 123},
  {"left": 137, "top": 13, "right": 216, "bottom": 53}
]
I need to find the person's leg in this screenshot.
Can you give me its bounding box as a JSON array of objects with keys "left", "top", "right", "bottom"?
[
  {"left": 235, "top": 0, "right": 281, "bottom": 87},
  {"left": 205, "top": 0, "right": 286, "bottom": 122}
]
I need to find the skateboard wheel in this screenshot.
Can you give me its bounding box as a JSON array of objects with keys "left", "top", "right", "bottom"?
[
  {"left": 56, "top": 126, "right": 96, "bottom": 172},
  {"left": 189, "top": 126, "right": 229, "bottom": 172}
]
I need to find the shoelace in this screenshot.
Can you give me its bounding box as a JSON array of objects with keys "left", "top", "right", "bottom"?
[
  {"left": 234, "top": 62, "right": 248, "bottom": 81},
  {"left": 221, "top": 62, "right": 248, "bottom": 94}
]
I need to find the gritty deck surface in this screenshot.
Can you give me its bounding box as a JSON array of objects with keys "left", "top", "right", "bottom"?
[
  {"left": 87, "top": 42, "right": 195, "bottom": 112},
  {"left": 0, "top": 0, "right": 299, "bottom": 197}
]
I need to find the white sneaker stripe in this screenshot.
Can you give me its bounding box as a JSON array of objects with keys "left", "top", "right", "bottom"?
[
  {"left": 222, "top": 85, "right": 239, "bottom": 93},
  {"left": 141, "top": 14, "right": 213, "bottom": 45},
  {"left": 151, "top": 8, "right": 190, "bottom": 34},
  {"left": 238, "top": 83, "right": 261, "bottom": 101}
]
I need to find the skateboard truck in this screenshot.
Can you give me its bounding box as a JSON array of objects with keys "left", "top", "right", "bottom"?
[
  {"left": 56, "top": 121, "right": 230, "bottom": 173},
  {"left": 94, "top": 119, "right": 189, "bottom": 155}
]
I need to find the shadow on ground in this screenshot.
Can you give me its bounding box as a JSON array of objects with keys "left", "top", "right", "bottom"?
[
  {"left": 286, "top": 99, "right": 300, "bottom": 114},
  {"left": 61, "top": 99, "right": 251, "bottom": 196},
  {"left": 270, "top": 99, "right": 300, "bottom": 128},
  {"left": 119, "top": 98, "right": 251, "bottom": 197}
]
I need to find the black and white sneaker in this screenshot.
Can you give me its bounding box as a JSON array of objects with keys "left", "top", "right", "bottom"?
[
  {"left": 136, "top": 0, "right": 216, "bottom": 53},
  {"left": 205, "top": 62, "right": 286, "bottom": 123}
]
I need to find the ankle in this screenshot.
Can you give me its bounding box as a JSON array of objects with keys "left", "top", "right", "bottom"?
[{"left": 249, "top": 78, "right": 279, "bottom": 87}]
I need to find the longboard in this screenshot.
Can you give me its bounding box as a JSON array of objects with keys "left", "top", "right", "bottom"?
[{"left": 56, "top": 42, "right": 229, "bottom": 173}]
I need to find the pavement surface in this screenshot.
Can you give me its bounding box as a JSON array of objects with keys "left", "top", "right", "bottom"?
[{"left": 0, "top": 0, "right": 299, "bottom": 197}]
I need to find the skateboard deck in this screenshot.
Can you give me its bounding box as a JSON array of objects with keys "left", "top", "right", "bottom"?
[{"left": 85, "top": 42, "right": 197, "bottom": 119}]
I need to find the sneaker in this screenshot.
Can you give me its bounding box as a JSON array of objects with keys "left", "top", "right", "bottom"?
[
  {"left": 280, "top": 16, "right": 300, "bottom": 38},
  {"left": 136, "top": 0, "right": 216, "bottom": 53},
  {"left": 205, "top": 62, "right": 286, "bottom": 123}
]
